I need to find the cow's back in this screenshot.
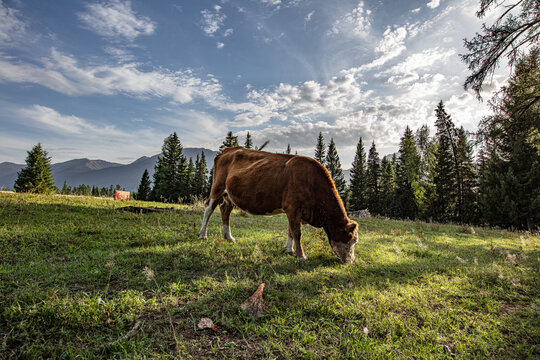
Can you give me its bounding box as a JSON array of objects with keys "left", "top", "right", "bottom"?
[{"left": 213, "top": 147, "right": 337, "bottom": 219}]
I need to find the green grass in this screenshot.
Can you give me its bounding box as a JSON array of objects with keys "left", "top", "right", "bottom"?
[{"left": 0, "top": 192, "right": 538, "bottom": 359}]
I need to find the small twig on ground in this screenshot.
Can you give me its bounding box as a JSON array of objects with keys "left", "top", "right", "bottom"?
[{"left": 100, "top": 321, "right": 142, "bottom": 349}]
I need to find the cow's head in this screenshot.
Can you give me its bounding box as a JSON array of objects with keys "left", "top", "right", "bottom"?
[{"left": 330, "top": 221, "right": 358, "bottom": 263}]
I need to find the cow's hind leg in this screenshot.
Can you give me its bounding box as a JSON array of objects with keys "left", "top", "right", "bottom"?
[
  {"left": 199, "top": 197, "right": 219, "bottom": 240},
  {"left": 220, "top": 195, "right": 236, "bottom": 242}
]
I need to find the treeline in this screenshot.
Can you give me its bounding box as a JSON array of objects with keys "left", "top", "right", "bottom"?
[{"left": 59, "top": 182, "right": 126, "bottom": 197}]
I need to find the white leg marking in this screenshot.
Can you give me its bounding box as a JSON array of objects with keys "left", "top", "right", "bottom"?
[
  {"left": 198, "top": 198, "right": 215, "bottom": 240},
  {"left": 285, "top": 234, "right": 294, "bottom": 254},
  {"left": 222, "top": 224, "right": 236, "bottom": 242}
]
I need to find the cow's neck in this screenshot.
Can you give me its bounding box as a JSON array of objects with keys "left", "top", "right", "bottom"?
[{"left": 320, "top": 191, "right": 349, "bottom": 240}]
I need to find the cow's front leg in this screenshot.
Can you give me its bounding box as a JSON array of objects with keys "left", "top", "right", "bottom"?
[
  {"left": 220, "top": 196, "right": 236, "bottom": 242},
  {"left": 287, "top": 216, "right": 306, "bottom": 260},
  {"left": 285, "top": 226, "right": 296, "bottom": 255},
  {"left": 199, "top": 197, "right": 219, "bottom": 240}
]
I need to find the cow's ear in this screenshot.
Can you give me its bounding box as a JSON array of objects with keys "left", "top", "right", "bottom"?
[{"left": 347, "top": 221, "right": 358, "bottom": 233}]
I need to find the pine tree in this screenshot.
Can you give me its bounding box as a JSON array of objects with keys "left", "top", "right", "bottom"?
[
  {"left": 395, "top": 127, "right": 422, "bottom": 219},
  {"left": 286, "top": 144, "right": 291, "bottom": 154},
  {"left": 478, "top": 50, "right": 540, "bottom": 229},
  {"left": 366, "top": 141, "right": 381, "bottom": 215},
  {"left": 349, "top": 137, "right": 367, "bottom": 211},
  {"left": 456, "top": 127, "right": 478, "bottom": 223},
  {"left": 151, "top": 132, "right": 188, "bottom": 203},
  {"left": 206, "top": 166, "right": 214, "bottom": 197},
  {"left": 314, "top": 132, "right": 326, "bottom": 164},
  {"left": 416, "top": 125, "right": 437, "bottom": 219},
  {"left": 433, "top": 101, "right": 459, "bottom": 222},
  {"left": 185, "top": 158, "right": 195, "bottom": 203},
  {"left": 61, "top": 180, "right": 68, "bottom": 195},
  {"left": 462, "top": 0, "right": 540, "bottom": 97},
  {"left": 380, "top": 157, "right": 396, "bottom": 217},
  {"left": 193, "top": 152, "right": 208, "bottom": 199},
  {"left": 220, "top": 131, "right": 239, "bottom": 152},
  {"left": 325, "top": 138, "right": 347, "bottom": 200},
  {"left": 244, "top": 132, "right": 253, "bottom": 149},
  {"left": 14, "top": 143, "right": 55, "bottom": 194},
  {"left": 137, "top": 169, "right": 151, "bottom": 201}
]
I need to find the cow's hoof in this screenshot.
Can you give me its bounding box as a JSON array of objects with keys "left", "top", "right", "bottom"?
[
  {"left": 285, "top": 249, "right": 294, "bottom": 256},
  {"left": 225, "top": 236, "right": 236, "bottom": 243},
  {"left": 298, "top": 255, "right": 308, "bottom": 261},
  {"left": 199, "top": 233, "right": 207, "bottom": 240}
]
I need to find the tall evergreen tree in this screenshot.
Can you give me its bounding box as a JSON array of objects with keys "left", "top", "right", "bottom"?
[
  {"left": 314, "top": 132, "right": 326, "bottom": 164},
  {"left": 206, "top": 166, "right": 214, "bottom": 198},
  {"left": 325, "top": 138, "right": 347, "bottom": 200},
  {"left": 415, "top": 125, "right": 437, "bottom": 219},
  {"left": 185, "top": 158, "right": 195, "bottom": 203},
  {"left": 220, "top": 131, "right": 239, "bottom": 152},
  {"left": 286, "top": 144, "right": 291, "bottom": 154},
  {"left": 395, "top": 126, "right": 422, "bottom": 219},
  {"left": 366, "top": 141, "right": 381, "bottom": 215},
  {"left": 380, "top": 157, "right": 396, "bottom": 217},
  {"left": 137, "top": 169, "right": 151, "bottom": 201},
  {"left": 244, "top": 132, "right": 253, "bottom": 149},
  {"left": 14, "top": 143, "right": 55, "bottom": 194},
  {"left": 193, "top": 152, "right": 208, "bottom": 199},
  {"left": 151, "top": 132, "right": 188, "bottom": 203},
  {"left": 349, "top": 137, "right": 368, "bottom": 211},
  {"left": 478, "top": 49, "right": 540, "bottom": 229},
  {"left": 456, "top": 127, "right": 478, "bottom": 223},
  {"left": 433, "top": 101, "right": 459, "bottom": 222}
]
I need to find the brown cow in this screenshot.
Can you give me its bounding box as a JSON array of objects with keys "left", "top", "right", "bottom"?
[
  {"left": 198, "top": 147, "right": 358, "bottom": 263},
  {"left": 114, "top": 190, "right": 130, "bottom": 201}
]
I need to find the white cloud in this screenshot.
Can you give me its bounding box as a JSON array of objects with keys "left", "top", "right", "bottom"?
[
  {"left": 329, "top": 2, "right": 372, "bottom": 38},
  {"left": 0, "top": 50, "right": 223, "bottom": 104},
  {"left": 379, "top": 47, "right": 456, "bottom": 82},
  {"left": 304, "top": 10, "right": 315, "bottom": 25},
  {"left": 260, "top": 0, "right": 281, "bottom": 7},
  {"left": 104, "top": 46, "right": 136, "bottom": 63},
  {"left": 411, "top": 8, "right": 421, "bottom": 13},
  {"left": 216, "top": 71, "right": 370, "bottom": 127},
  {"left": 77, "top": 0, "right": 155, "bottom": 41},
  {"left": 200, "top": 6, "right": 226, "bottom": 36},
  {"left": 346, "top": 26, "right": 408, "bottom": 74},
  {"left": 217, "top": 42, "right": 224, "bottom": 49},
  {"left": 0, "top": 0, "right": 26, "bottom": 45},
  {"left": 18, "top": 105, "right": 116, "bottom": 135},
  {"left": 223, "top": 28, "right": 233, "bottom": 37},
  {"left": 427, "top": 0, "right": 441, "bottom": 9},
  {"left": 12, "top": 104, "right": 164, "bottom": 162}
]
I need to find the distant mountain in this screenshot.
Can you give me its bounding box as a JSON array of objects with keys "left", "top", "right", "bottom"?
[{"left": 0, "top": 148, "right": 218, "bottom": 192}]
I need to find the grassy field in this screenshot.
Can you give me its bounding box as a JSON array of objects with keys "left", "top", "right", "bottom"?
[{"left": 0, "top": 192, "right": 538, "bottom": 359}]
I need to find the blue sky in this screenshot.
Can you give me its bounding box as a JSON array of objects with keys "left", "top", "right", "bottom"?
[{"left": 0, "top": 0, "right": 508, "bottom": 167}]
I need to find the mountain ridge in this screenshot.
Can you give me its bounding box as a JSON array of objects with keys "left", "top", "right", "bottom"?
[{"left": 0, "top": 148, "right": 218, "bottom": 192}]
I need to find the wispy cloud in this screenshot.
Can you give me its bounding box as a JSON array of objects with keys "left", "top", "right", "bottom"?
[
  {"left": 328, "top": 1, "right": 372, "bottom": 38},
  {"left": 0, "top": 49, "right": 223, "bottom": 104},
  {"left": 13, "top": 104, "right": 164, "bottom": 162},
  {"left": 304, "top": 10, "right": 315, "bottom": 27},
  {"left": 200, "top": 5, "right": 226, "bottom": 36},
  {"left": 0, "top": 0, "right": 26, "bottom": 45},
  {"left": 77, "top": 0, "right": 155, "bottom": 41}
]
